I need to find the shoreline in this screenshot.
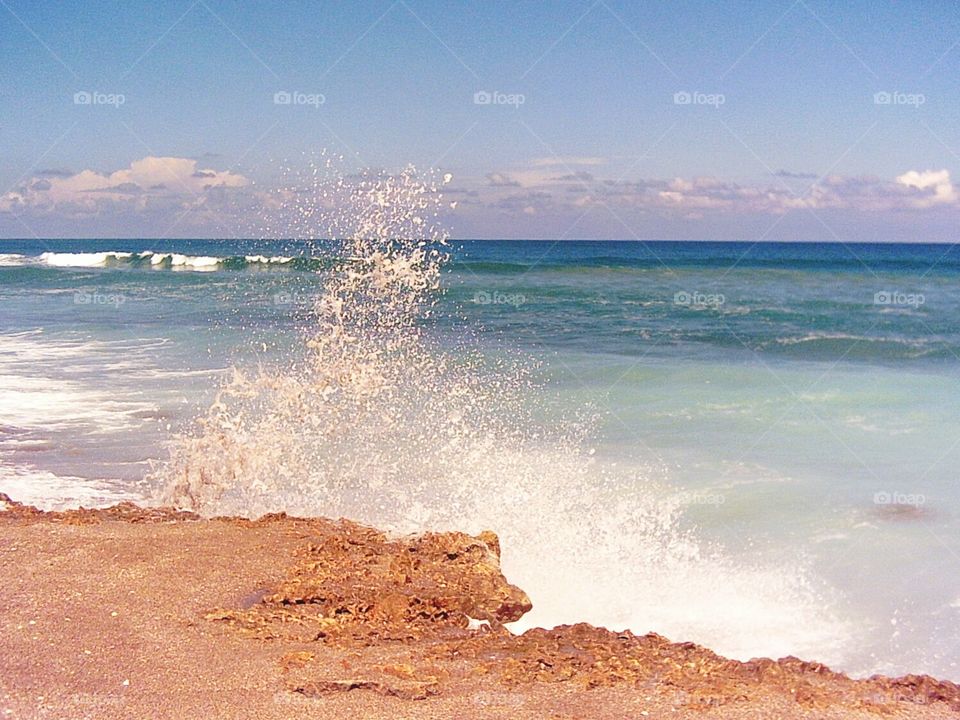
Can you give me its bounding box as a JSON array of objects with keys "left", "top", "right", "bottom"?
[{"left": 1, "top": 493, "right": 958, "bottom": 719}]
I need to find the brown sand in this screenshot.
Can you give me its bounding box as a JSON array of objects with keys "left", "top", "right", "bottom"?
[{"left": 1, "top": 494, "right": 958, "bottom": 719}]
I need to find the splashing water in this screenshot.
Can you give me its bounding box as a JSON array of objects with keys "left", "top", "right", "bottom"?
[
  {"left": 156, "top": 164, "right": 852, "bottom": 668},
  {"left": 159, "top": 164, "right": 541, "bottom": 520}
]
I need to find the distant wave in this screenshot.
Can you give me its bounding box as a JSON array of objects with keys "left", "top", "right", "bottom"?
[
  {"left": 0, "top": 251, "right": 329, "bottom": 272},
  {"left": 8, "top": 246, "right": 960, "bottom": 274},
  {"left": 0, "top": 253, "right": 26, "bottom": 266}
]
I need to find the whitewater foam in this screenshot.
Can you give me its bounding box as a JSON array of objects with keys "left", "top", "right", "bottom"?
[
  {"left": 0, "top": 253, "right": 25, "bottom": 266},
  {"left": 34, "top": 249, "right": 225, "bottom": 271},
  {"left": 2, "top": 250, "right": 313, "bottom": 272},
  {"left": 0, "top": 464, "right": 135, "bottom": 511},
  {"left": 0, "top": 332, "right": 160, "bottom": 432},
  {"left": 40, "top": 251, "right": 133, "bottom": 267},
  {"left": 147, "top": 252, "right": 221, "bottom": 270}
]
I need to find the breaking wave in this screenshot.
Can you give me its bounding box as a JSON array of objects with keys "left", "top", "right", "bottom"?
[{"left": 2, "top": 251, "right": 326, "bottom": 271}]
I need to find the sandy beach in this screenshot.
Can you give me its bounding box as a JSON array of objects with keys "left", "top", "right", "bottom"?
[{"left": 1, "top": 493, "right": 957, "bottom": 720}]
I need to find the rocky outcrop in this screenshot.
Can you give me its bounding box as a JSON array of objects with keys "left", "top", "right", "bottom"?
[
  {"left": 196, "top": 503, "right": 960, "bottom": 714},
  {"left": 203, "top": 519, "right": 531, "bottom": 643},
  {"left": 3, "top": 494, "right": 959, "bottom": 718}
]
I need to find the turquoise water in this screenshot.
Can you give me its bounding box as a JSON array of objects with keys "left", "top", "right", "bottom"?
[{"left": 1, "top": 239, "right": 959, "bottom": 680}]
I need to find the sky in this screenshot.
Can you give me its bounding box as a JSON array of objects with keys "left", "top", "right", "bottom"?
[{"left": 1, "top": 0, "right": 959, "bottom": 241}]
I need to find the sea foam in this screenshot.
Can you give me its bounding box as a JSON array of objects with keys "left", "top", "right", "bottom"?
[{"left": 24, "top": 250, "right": 304, "bottom": 271}]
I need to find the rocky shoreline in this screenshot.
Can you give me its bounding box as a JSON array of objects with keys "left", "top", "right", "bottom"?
[{"left": 1, "top": 493, "right": 958, "bottom": 719}]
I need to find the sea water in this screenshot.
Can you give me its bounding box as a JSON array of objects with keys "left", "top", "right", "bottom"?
[{"left": 1, "top": 233, "right": 959, "bottom": 681}]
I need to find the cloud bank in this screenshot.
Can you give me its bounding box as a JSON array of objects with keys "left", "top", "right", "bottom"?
[
  {"left": 2, "top": 157, "right": 249, "bottom": 216},
  {"left": 467, "top": 161, "right": 959, "bottom": 218},
  {"left": 1, "top": 155, "right": 956, "bottom": 240}
]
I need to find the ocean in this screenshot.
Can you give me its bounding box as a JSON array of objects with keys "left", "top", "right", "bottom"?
[{"left": 1, "top": 237, "right": 959, "bottom": 682}]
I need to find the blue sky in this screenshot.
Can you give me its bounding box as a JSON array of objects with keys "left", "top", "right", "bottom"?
[{"left": 1, "top": 0, "right": 959, "bottom": 240}]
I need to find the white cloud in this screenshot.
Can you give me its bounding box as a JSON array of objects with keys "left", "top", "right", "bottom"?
[
  {"left": 491, "top": 157, "right": 608, "bottom": 188},
  {"left": 531, "top": 156, "right": 607, "bottom": 167},
  {"left": 473, "top": 166, "right": 960, "bottom": 217},
  {"left": 486, "top": 172, "right": 520, "bottom": 187},
  {"left": 1, "top": 156, "right": 249, "bottom": 214},
  {"left": 895, "top": 169, "right": 957, "bottom": 207}
]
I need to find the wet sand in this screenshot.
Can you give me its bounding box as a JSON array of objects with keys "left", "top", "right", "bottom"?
[{"left": 1, "top": 494, "right": 958, "bottom": 719}]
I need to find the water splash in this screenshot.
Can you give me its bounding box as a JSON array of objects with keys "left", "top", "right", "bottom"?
[
  {"left": 156, "top": 162, "right": 852, "bottom": 667},
  {"left": 159, "top": 163, "right": 538, "bottom": 518}
]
